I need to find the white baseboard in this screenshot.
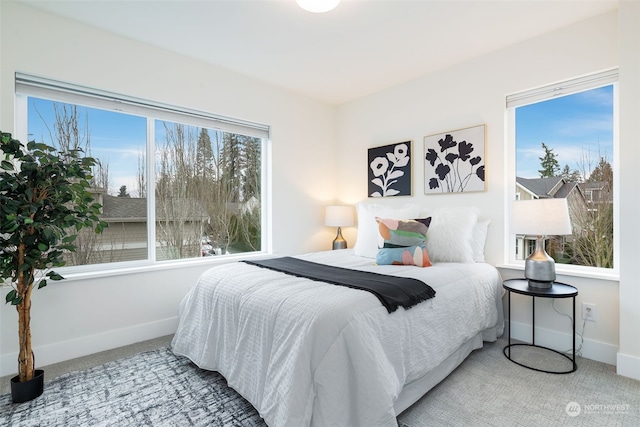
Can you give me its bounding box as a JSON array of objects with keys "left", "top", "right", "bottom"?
[
  {"left": 5, "top": 317, "right": 632, "bottom": 380},
  {"left": 616, "top": 352, "right": 640, "bottom": 381},
  {"left": 505, "top": 320, "right": 618, "bottom": 366},
  {"left": 1, "top": 317, "right": 178, "bottom": 377}
]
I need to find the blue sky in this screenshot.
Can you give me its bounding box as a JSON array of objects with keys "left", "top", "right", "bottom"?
[
  {"left": 28, "top": 98, "right": 147, "bottom": 196},
  {"left": 515, "top": 85, "right": 614, "bottom": 179}
]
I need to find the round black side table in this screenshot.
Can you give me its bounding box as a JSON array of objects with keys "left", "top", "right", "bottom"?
[{"left": 503, "top": 278, "right": 578, "bottom": 374}]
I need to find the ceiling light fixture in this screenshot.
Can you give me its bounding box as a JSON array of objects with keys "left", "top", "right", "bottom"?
[{"left": 296, "top": 0, "right": 341, "bottom": 13}]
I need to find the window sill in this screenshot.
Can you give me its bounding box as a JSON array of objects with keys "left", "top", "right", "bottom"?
[
  {"left": 497, "top": 262, "right": 620, "bottom": 283},
  {"left": 51, "top": 251, "right": 274, "bottom": 283}
]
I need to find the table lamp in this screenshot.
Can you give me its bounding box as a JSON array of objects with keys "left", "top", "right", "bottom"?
[
  {"left": 510, "top": 198, "right": 572, "bottom": 288},
  {"left": 325, "top": 205, "right": 354, "bottom": 250}
]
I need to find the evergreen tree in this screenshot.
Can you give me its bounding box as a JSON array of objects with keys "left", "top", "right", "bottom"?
[
  {"left": 117, "top": 185, "right": 130, "bottom": 197},
  {"left": 196, "top": 128, "right": 214, "bottom": 180},
  {"left": 221, "top": 133, "right": 242, "bottom": 203},
  {"left": 538, "top": 142, "right": 561, "bottom": 178},
  {"left": 242, "top": 136, "right": 261, "bottom": 201},
  {"left": 588, "top": 157, "right": 613, "bottom": 189}
]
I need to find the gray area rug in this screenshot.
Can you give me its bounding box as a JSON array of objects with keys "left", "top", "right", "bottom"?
[
  {"left": 1, "top": 338, "right": 639, "bottom": 426},
  {"left": 1, "top": 348, "right": 264, "bottom": 427}
]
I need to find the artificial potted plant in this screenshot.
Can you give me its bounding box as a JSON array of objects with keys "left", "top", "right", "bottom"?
[{"left": 0, "top": 131, "right": 107, "bottom": 403}]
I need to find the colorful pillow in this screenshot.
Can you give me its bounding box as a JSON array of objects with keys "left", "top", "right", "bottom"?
[
  {"left": 353, "top": 203, "right": 422, "bottom": 258},
  {"left": 376, "top": 245, "right": 432, "bottom": 267},
  {"left": 376, "top": 217, "right": 431, "bottom": 248}
]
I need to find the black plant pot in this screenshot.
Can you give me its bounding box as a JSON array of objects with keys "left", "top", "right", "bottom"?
[{"left": 10, "top": 369, "right": 44, "bottom": 403}]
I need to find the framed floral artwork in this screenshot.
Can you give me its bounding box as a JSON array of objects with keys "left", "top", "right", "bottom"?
[
  {"left": 424, "top": 125, "right": 486, "bottom": 194},
  {"left": 368, "top": 141, "right": 412, "bottom": 197}
]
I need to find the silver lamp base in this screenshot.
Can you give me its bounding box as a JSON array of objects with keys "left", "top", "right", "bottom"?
[
  {"left": 524, "top": 235, "right": 555, "bottom": 289},
  {"left": 332, "top": 226, "right": 347, "bottom": 250}
]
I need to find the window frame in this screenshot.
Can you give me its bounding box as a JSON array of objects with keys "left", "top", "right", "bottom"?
[
  {"left": 504, "top": 69, "right": 620, "bottom": 281},
  {"left": 14, "top": 73, "right": 272, "bottom": 276}
]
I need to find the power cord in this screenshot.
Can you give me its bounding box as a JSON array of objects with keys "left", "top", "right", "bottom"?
[{"left": 552, "top": 299, "right": 588, "bottom": 357}]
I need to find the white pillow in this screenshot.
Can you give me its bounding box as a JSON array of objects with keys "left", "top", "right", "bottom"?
[
  {"left": 471, "top": 219, "right": 490, "bottom": 262},
  {"left": 353, "top": 202, "right": 421, "bottom": 258},
  {"left": 426, "top": 207, "right": 478, "bottom": 263}
]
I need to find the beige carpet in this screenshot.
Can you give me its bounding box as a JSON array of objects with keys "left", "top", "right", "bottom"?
[{"left": 398, "top": 339, "right": 640, "bottom": 426}]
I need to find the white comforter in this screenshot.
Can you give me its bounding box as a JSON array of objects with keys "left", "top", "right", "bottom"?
[{"left": 171, "top": 250, "right": 503, "bottom": 427}]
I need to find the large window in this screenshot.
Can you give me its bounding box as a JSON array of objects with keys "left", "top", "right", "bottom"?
[
  {"left": 16, "top": 74, "right": 269, "bottom": 270},
  {"left": 508, "top": 70, "right": 618, "bottom": 274}
]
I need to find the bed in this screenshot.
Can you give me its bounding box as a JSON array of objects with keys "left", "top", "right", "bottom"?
[{"left": 171, "top": 205, "right": 504, "bottom": 427}]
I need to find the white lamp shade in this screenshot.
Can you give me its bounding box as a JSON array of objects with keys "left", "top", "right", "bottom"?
[
  {"left": 325, "top": 205, "right": 354, "bottom": 227},
  {"left": 511, "top": 198, "right": 572, "bottom": 236},
  {"left": 296, "top": 0, "right": 341, "bottom": 13}
]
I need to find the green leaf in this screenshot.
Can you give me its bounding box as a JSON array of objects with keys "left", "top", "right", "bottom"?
[
  {"left": 1, "top": 160, "right": 13, "bottom": 171},
  {"left": 5, "top": 289, "right": 17, "bottom": 304},
  {"left": 70, "top": 183, "right": 85, "bottom": 192},
  {"left": 37, "top": 279, "right": 47, "bottom": 289},
  {"left": 62, "top": 235, "right": 77, "bottom": 244},
  {"left": 28, "top": 249, "right": 42, "bottom": 259},
  {"left": 47, "top": 271, "right": 64, "bottom": 281},
  {"left": 43, "top": 227, "right": 54, "bottom": 240}
]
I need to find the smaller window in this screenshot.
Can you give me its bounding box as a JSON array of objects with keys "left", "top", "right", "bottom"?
[{"left": 508, "top": 69, "right": 617, "bottom": 272}]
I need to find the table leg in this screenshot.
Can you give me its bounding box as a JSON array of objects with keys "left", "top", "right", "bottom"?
[
  {"left": 573, "top": 295, "right": 576, "bottom": 369},
  {"left": 532, "top": 296, "right": 536, "bottom": 345},
  {"left": 508, "top": 290, "right": 511, "bottom": 358}
]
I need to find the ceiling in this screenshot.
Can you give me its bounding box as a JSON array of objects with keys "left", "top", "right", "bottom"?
[{"left": 18, "top": 0, "right": 617, "bottom": 105}]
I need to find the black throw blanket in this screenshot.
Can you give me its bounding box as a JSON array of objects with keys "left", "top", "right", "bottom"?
[{"left": 242, "top": 257, "right": 435, "bottom": 313}]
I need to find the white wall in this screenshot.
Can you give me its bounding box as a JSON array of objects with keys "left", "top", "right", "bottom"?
[
  {"left": 0, "top": 2, "right": 337, "bottom": 376},
  {"left": 336, "top": 9, "right": 639, "bottom": 373},
  {"left": 616, "top": 0, "right": 640, "bottom": 381}
]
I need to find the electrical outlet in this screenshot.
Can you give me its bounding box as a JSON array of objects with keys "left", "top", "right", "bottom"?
[{"left": 582, "top": 303, "right": 597, "bottom": 322}]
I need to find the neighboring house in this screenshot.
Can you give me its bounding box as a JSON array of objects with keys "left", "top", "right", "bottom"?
[
  {"left": 98, "top": 193, "right": 149, "bottom": 262},
  {"left": 81, "top": 191, "right": 211, "bottom": 264},
  {"left": 516, "top": 176, "right": 565, "bottom": 201},
  {"left": 515, "top": 177, "right": 589, "bottom": 261},
  {"left": 578, "top": 181, "right": 613, "bottom": 210}
]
